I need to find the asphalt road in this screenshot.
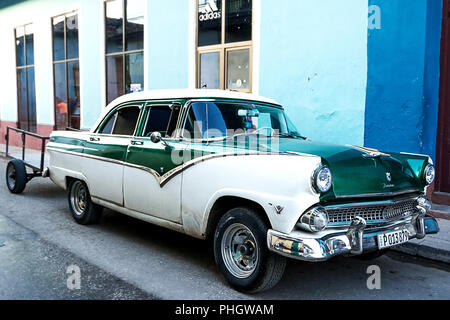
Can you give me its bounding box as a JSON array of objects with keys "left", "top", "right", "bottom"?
[{"left": 0, "top": 157, "right": 449, "bottom": 300}]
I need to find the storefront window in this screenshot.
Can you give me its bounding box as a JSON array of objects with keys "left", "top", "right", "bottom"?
[
  {"left": 15, "top": 24, "right": 37, "bottom": 132},
  {"left": 198, "top": 0, "right": 222, "bottom": 46},
  {"left": 105, "top": 0, "right": 145, "bottom": 104},
  {"left": 197, "top": 0, "right": 252, "bottom": 92},
  {"left": 52, "top": 12, "right": 80, "bottom": 130}
]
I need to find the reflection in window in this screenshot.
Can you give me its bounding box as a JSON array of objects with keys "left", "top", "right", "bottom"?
[
  {"left": 184, "top": 102, "right": 289, "bottom": 140},
  {"left": 106, "top": 0, "right": 123, "bottom": 54},
  {"left": 227, "top": 49, "right": 249, "bottom": 90},
  {"left": 197, "top": 0, "right": 253, "bottom": 92},
  {"left": 106, "top": 55, "right": 125, "bottom": 104},
  {"left": 200, "top": 52, "right": 220, "bottom": 89},
  {"left": 15, "top": 24, "right": 36, "bottom": 132},
  {"left": 105, "top": 0, "right": 145, "bottom": 103},
  {"left": 225, "top": 0, "right": 252, "bottom": 43},
  {"left": 143, "top": 106, "right": 172, "bottom": 137},
  {"left": 125, "top": 0, "right": 144, "bottom": 51},
  {"left": 52, "top": 12, "right": 80, "bottom": 130},
  {"left": 198, "top": 0, "right": 222, "bottom": 46}
]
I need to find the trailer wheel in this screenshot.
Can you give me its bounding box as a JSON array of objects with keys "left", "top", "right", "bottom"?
[{"left": 6, "top": 159, "right": 27, "bottom": 194}]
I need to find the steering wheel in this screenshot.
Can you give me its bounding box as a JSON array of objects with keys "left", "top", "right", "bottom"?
[{"left": 251, "top": 127, "right": 276, "bottom": 137}]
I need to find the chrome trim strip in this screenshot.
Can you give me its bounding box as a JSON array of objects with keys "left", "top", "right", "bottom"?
[
  {"left": 47, "top": 146, "right": 306, "bottom": 188},
  {"left": 334, "top": 189, "right": 420, "bottom": 199}
]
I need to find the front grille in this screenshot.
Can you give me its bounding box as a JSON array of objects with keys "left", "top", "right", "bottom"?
[{"left": 326, "top": 200, "right": 416, "bottom": 225}]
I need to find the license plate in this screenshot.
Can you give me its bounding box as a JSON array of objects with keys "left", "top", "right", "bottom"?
[{"left": 377, "top": 229, "right": 410, "bottom": 249}]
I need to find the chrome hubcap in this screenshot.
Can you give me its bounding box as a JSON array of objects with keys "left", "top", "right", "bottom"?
[
  {"left": 70, "top": 181, "right": 87, "bottom": 216},
  {"left": 221, "top": 223, "right": 259, "bottom": 279},
  {"left": 6, "top": 164, "right": 16, "bottom": 189}
]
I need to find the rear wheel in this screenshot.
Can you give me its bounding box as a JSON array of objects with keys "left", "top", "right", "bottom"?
[
  {"left": 68, "top": 180, "right": 102, "bottom": 225},
  {"left": 6, "top": 160, "right": 27, "bottom": 194},
  {"left": 214, "top": 207, "right": 286, "bottom": 293}
]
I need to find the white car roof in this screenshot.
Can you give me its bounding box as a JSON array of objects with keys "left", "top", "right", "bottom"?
[{"left": 91, "top": 89, "right": 282, "bottom": 132}]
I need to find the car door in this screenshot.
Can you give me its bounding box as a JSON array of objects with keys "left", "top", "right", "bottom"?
[
  {"left": 82, "top": 104, "right": 144, "bottom": 206},
  {"left": 123, "top": 101, "right": 185, "bottom": 223}
]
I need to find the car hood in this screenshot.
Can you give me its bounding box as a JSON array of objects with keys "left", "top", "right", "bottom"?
[{"left": 209, "top": 137, "right": 429, "bottom": 200}]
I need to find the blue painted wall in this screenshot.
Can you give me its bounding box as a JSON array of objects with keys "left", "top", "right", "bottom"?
[
  {"left": 146, "top": 0, "right": 189, "bottom": 90},
  {"left": 422, "top": 0, "right": 443, "bottom": 161},
  {"left": 259, "top": 0, "right": 368, "bottom": 147},
  {"left": 365, "top": 0, "right": 442, "bottom": 161}
]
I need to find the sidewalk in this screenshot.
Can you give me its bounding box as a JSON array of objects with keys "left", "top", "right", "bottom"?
[
  {"left": 391, "top": 218, "right": 450, "bottom": 264},
  {"left": 0, "top": 143, "right": 48, "bottom": 169},
  {"left": 0, "top": 143, "right": 448, "bottom": 264}
]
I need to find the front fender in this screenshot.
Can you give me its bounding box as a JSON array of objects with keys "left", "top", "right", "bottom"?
[{"left": 180, "top": 154, "right": 322, "bottom": 238}]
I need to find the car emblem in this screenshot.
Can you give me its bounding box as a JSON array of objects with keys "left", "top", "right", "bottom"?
[
  {"left": 386, "top": 172, "right": 392, "bottom": 182},
  {"left": 269, "top": 203, "right": 284, "bottom": 215}
]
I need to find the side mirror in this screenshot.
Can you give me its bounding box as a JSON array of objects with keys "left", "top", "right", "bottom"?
[
  {"left": 150, "top": 131, "right": 162, "bottom": 144},
  {"left": 150, "top": 131, "right": 170, "bottom": 148}
]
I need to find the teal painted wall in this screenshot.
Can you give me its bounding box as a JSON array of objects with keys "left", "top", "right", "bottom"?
[
  {"left": 258, "top": 0, "right": 368, "bottom": 146},
  {"left": 146, "top": 0, "right": 189, "bottom": 90}
]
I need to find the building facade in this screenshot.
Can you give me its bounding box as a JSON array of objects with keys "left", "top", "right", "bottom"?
[{"left": 0, "top": 0, "right": 448, "bottom": 203}]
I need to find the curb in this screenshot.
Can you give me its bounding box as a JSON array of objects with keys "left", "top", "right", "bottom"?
[
  {"left": 429, "top": 210, "right": 450, "bottom": 221},
  {"left": 391, "top": 242, "right": 450, "bottom": 264}
]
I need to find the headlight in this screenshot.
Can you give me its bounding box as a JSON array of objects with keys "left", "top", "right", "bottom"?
[
  {"left": 297, "top": 207, "right": 329, "bottom": 232},
  {"left": 423, "top": 164, "right": 435, "bottom": 185},
  {"left": 312, "top": 165, "right": 332, "bottom": 193}
]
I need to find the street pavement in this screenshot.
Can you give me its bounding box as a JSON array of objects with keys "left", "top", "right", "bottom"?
[{"left": 0, "top": 156, "right": 449, "bottom": 300}]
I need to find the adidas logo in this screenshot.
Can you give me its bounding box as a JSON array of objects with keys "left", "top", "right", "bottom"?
[{"left": 199, "top": 0, "right": 221, "bottom": 21}]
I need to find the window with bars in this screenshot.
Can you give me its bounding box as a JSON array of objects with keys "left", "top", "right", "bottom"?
[
  {"left": 197, "top": 0, "right": 252, "bottom": 92},
  {"left": 15, "top": 24, "right": 37, "bottom": 133},
  {"left": 52, "top": 12, "right": 80, "bottom": 130},
  {"left": 105, "top": 0, "right": 145, "bottom": 104}
]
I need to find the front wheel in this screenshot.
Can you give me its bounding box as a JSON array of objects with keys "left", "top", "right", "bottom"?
[
  {"left": 214, "top": 207, "right": 286, "bottom": 293},
  {"left": 68, "top": 179, "right": 102, "bottom": 225}
]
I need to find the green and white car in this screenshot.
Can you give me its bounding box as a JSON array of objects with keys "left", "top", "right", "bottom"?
[{"left": 38, "top": 89, "right": 440, "bottom": 292}]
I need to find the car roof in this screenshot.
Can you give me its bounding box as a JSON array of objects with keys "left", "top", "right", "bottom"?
[
  {"left": 91, "top": 89, "right": 282, "bottom": 132},
  {"left": 109, "top": 89, "right": 280, "bottom": 107}
]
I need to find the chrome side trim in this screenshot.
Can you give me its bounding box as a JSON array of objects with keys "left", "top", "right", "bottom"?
[
  {"left": 47, "top": 146, "right": 307, "bottom": 188},
  {"left": 334, "top": 189, "right": 420, "bottom": 199}
]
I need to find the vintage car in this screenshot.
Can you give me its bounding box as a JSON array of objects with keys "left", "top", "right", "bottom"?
[{"left": 5, "top": 89, "right": 440, "bottom": 293}]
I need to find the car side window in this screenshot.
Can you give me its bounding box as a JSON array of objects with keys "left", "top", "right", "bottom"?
[
  {"left": 143, "top": 106, "right": 172, "bottom": 137},
  {"left": 99, "top": 113, "right": 116, "bottom": 134},
  {"left": 142, "top": 104, "right": 181, "bottom": 138},
  {"left": 98, "top": 106, "right": 141, "bottom": 136},
  {"left": 112, "top": 106, "right": 141, "bottom": 135}
]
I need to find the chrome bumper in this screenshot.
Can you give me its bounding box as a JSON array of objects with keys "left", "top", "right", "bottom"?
[{"left": 267, "top": 214, "right": 439, "bottom": 262}]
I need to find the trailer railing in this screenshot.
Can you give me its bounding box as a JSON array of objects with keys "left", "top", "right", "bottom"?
[{"left": 5, "top": 126, "right": 50, "bottom": 173}]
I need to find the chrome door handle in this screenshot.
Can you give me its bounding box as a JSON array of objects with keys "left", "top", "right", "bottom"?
[
  {"left": 131, "top": 140, "right": 143, "bottom": 146},
  {"left": 90, "top": 137, "right": 100, "bottom": 142}
]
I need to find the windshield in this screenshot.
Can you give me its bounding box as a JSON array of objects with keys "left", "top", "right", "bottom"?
[{"left": 182, "top": 101, "right": 300, "bottom": 140}]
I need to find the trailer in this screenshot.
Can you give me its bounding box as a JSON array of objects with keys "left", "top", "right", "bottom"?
[{"left": 4, "top": 126, "right": 50, "bottom": 194}]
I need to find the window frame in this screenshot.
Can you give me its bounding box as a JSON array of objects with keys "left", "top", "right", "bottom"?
[
  {"left": 51, "top": 10, "right": 80, "bottom": 131},
  {"left": 196, "top": 0, "right": 253, "bottom": 93},
  {"left": 95, "top": 103, "right": 144, "bottom": 137},
  {"left": 15, "top": 23, "right": 37, "bottom": 133},
  {"left": 104, "top": 0, "right": 145, "bottom": 104},
  {"left": 179, "top": 99, "right": 284, "bottom": 142}
]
